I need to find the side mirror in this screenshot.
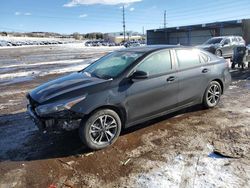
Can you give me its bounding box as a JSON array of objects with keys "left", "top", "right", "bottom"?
[{"left": 130, "top": 70, "right": 148, "bottom": 81}]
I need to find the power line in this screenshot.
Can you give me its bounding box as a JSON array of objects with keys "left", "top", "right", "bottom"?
[{"left": 123, "top": 5, "right": 126, "bottom": 41}]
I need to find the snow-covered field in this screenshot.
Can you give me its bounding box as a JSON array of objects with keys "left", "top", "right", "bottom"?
[
  {"left": 0, "top": 36, "right": 75, "bottom": 42},
  {"left": 0, "top": 43, "right": 122, "bottom": 83}
]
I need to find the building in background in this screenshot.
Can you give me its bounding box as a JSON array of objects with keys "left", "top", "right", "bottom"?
[
  {"left": 147, "top": 19, "right": 250, "bottom": 46},
  {"left": 104, "top": 31, "right": 144, "bottom": 44}
]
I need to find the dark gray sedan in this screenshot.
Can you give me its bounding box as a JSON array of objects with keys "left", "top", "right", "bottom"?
[
  {"left": 27, "top": 45, "right": 231, "bottom": 150},
  {"left": 198, "top": 36, "right": 245, "bottom": 58}
]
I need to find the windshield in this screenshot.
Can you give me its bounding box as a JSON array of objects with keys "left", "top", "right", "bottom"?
[
  {"left": 83, "top": 51, "right": 144, "bottom": 79},
  {"left": 204, "top": 38, "right": 223, "bottom": 45}
]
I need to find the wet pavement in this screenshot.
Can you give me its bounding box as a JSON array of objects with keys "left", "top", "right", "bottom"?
[{"left": 0, "top": 44, "right": 249, "bottom": 188}]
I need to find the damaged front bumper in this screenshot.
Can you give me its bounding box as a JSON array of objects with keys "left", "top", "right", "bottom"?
[
  {"left": 27, "top": 105, "right": 45, "bottom": 131},
  {"left": 27, "top": 104, "right": 82, "bottom": 132}
]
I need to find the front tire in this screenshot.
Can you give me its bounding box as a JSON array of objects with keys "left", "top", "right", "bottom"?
[
  {"left": 79, "top": 109, "right": 121, "bottom": 150},
  {"left": 203, "top": 81, "right": 222, "bottom": 108}
]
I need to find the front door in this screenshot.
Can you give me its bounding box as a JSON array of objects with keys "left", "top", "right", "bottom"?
[
  {"left": 125, "top": 50, "right": 178, "bottom": 124},
  {"left": 222, "top": 38, "right": 233, "bottom": 57}
]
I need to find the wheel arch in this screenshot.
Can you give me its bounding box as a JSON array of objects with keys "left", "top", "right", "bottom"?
[
  {"left": 215, "top": 49, "right": 222, "bottom": 56},
  {"left": 201, "top": 78, "right": 224, "bottom": 104},
  {"left": 84, "top": 105, "right": 127, "bottom": 129},
  {"left": 212, "top": 78, "right": 224, "bottom": 94}
]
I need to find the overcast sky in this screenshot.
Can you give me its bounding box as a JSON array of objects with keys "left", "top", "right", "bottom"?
[{"left": 1, "top": 0, "right": 250, "bottom": 34}]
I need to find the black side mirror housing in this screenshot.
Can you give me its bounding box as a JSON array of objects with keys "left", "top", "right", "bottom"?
[{"left": 130, "top": 70, "right": 148, "bottom": 82}]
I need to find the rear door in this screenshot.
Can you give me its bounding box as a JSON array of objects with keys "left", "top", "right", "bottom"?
[
  {"left": 175, "top": 49, "right": 209, "bottom": 106},
  {"left": 126, "top": 50, "right": 178, "bottom": 124},
  {"left": 222, "top": 38, "right": 233, "bottom": 57}
]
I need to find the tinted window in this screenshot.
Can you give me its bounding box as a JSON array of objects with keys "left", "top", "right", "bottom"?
[
  {"left": 176, "top": 49, "right": 200, "bottom": 69},
  {"left": 238, "top": 37, "right": 244, "bottom": 42},
  {"left": 136, "top": 50, "right": 172, "bottom": 76},
  {"left": 204, "top": 38, "right": 223, "bottom": 45},
  {"left": 232, "top": 37, "right": 237, "bottom": 42},
  {"left": 224, "top": 38, "right": 230, "bottom": 44},
  {"left": 199, "top": 52, "right": 210, "bottom": 63}
]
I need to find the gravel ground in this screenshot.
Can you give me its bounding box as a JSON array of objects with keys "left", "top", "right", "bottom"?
[{"left": 0, "top": 44, "right": 249, "bottom": 188}]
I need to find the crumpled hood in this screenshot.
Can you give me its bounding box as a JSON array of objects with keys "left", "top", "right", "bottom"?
[{"left": 29, "top": 72, "right": 108, "bottom": 104}]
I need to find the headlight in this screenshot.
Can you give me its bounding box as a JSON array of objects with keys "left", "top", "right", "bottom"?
[
  {"left": 35, "top": 95, "right": 87, "bottom": 116},
  {"left": 35, "top": 103, "right": 65, "bottom": 116}
]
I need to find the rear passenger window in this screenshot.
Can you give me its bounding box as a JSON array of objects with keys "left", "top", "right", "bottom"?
[
  {"left": 136, "top": 50, "right": 172, "bottom": 76},
  {"left": 199, "top": 52, "right": 210, "bottom": 63},
  {"left": 224, "top": 38, "right": 230, "bottom": 44},
  {"left": 238, "top": 37, "right": 244, "bottom": 42},
  {"left": 176, "top": 49, "right": 200, "bottom": 69},
  {"left": 232, "top": 37, "right": 237, "bottom": 42}
]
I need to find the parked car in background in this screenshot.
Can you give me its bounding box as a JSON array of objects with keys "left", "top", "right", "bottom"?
[
  {"left": 27, "top": 45, "right": 231, "bottom": 150},
  {"left": 198, "top": 36, "right": 245, "bottom": 58},
  {"left": 0, "top": 39, "right": 72, "bottom": 47},
  {"left": 124, "top": 41, "right": 141, "bottom": 48}
]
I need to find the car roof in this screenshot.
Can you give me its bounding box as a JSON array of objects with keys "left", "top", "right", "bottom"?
[
  {"left": 211, "top": 36, "right": 242, "bottom": 39},
  {"left": 118, "top": 45, "right": 183, "bottom": 53}
]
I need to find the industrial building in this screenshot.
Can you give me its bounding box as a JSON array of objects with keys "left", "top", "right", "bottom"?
[
  {"left": 104, "top": 31, "right": 144, "bottom": 44},
  {"left": 147, "top": 19, "right": 250, "bottom": 46}
]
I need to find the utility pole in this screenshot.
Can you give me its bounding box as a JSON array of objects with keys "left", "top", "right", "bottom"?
[
  {"left": 122, "top": 5, "right": 126, "bottom": 42},
  {"left": 164, "top": 10, "right": 167, "bottom": 28}
]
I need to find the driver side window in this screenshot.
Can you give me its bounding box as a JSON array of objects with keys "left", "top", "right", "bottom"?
[
  {"left": 136, "top": 50, "right": 172, "bottom": 76},
  {"left": 224, "top": 38, "right": 230, "bottom": 45}
]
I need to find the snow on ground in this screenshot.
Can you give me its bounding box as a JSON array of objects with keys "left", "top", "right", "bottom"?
[
  {"left": 1, "top": 59, "right": 86, "bottom": 69},
  {"left": 40, "top": 63, "right": 90, "bottom": 76},
  {"left": 0, "top": 36, "right": 75, "bottom": 42},
  {"left": 0, "top": 44, "right": 122, "bottom": 83},
  {"left": 123, "top": 154, "right": 249, "bottom": 188},
  {"left": 0, "top": 59, "right": 92, "bottom": 80}
]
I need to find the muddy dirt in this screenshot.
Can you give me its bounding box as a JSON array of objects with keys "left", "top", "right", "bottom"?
[{"left": 0, "top": 44, "right": 249, "bottom": 188}]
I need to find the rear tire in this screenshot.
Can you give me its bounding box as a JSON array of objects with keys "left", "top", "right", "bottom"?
[
  {"left": 215, "top": 50, "right": 222, "bottom": 57},
  {"left": 231, "top": 62, "right": 235, "bottom": 69},
  {"left": 79, "top": 109, "right": 121, "bottom": 150},
  {"left": 203, "top": 81, "right": 222, "bottom": 108}
]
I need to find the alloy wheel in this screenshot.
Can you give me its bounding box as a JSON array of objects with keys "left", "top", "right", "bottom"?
[
  {"left": 207, "top": 84, "right": 221, "bottom": 106},
  {"left": 89, "top": 115, "right": 118, "bottom": 145},
  {"left": 215, "top": 50, "right": 222, "bottom": 57}
]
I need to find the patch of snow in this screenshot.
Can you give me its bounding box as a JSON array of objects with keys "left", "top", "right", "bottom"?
[
  {"left": 0, "top": 71, "right": 38, "bottom": 80},
  {"left": 0, "top": 59, "right": 92, "bottom": 81},
  {"left": 0, "top": 90, "right": 29, "bottom": 97},
  {"left": 1, "top": 59, "right": 89, "bottom": 69},
  {"left": 229, "top": 85, "right": 238, "bottom": 90},
  {"left": 124, "top": 154, "right": 248, "bottom": 188},
  {"left": 40, "top": 63, "right": 90, "bottom": 76}
]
